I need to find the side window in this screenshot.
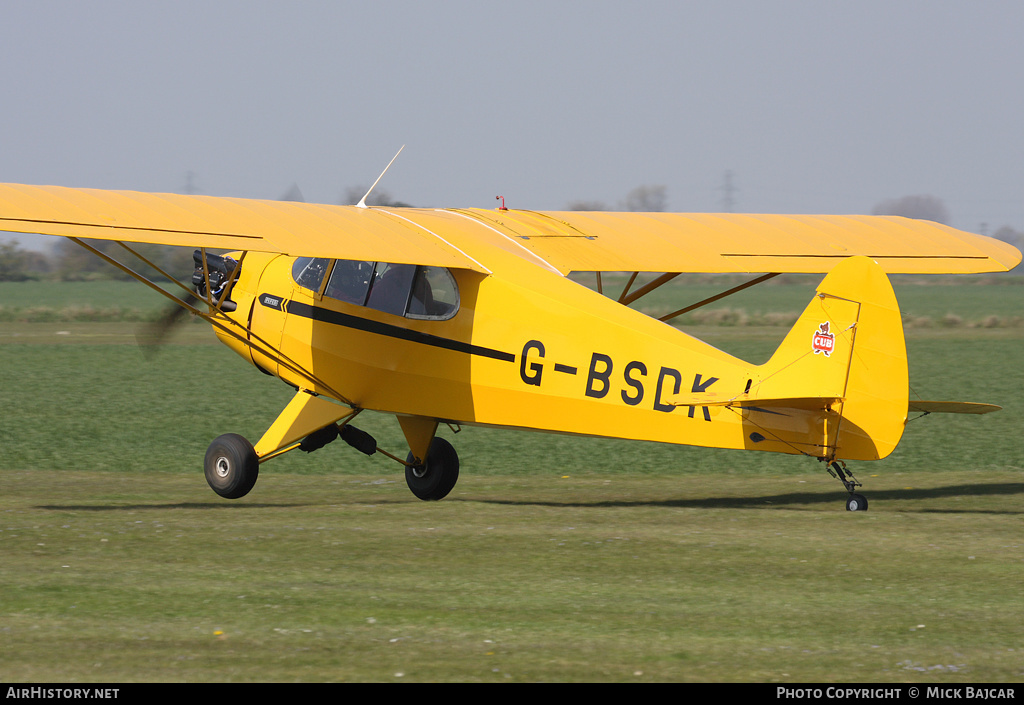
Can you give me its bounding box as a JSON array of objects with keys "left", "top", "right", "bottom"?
[
  {"left": 365, "top": 262, "right": 417, "bottom": 316},
  {"left": 291, "top": 257, "right": 330, "bottom": 293},
  {"left": 312, "top": 259, "right": 461, "bottom": 321},
  {"left": 406, "top": 266, "right": 460, "bottom": 320},
  {"left": 324, "top": 260, "right": 373, "bottom": 305}
]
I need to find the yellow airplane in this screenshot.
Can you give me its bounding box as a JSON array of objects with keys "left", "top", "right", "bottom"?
[{"left": 0, "top": 181, "right": 1019, "bottom": 510}]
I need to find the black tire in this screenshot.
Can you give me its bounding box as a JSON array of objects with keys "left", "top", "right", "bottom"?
[
  {"left": 845, "top": 493, "right": 868, "bottom": 512},
  {"left": 205, "top": 433, "right": 259, "bottom": 499},
  {"left": 405, "top": 437, "right": 459, "bottom": 501}
]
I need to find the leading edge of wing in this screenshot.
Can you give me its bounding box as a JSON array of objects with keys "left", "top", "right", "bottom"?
[
  {"left": 0, "top": 184, "right": 488, "bottom": 272},
  {"left": 459, "top": 209, "right": 1022, "bottom": 275}
]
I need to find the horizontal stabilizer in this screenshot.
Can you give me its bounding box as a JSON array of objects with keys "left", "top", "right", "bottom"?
[
  {"left": 671, "top": 395, "right": 842, "bottom": 411},
  {"left": 677, "top": 398, "right": 1003, "bottom": 415},
  {"left": 909, "top": 401, "right": 1002, "bottom": 415}
]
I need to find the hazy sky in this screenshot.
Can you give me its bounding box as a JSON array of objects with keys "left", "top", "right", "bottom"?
[{"left": 2, "top": 1, "right": 1021, "bottom": 250}]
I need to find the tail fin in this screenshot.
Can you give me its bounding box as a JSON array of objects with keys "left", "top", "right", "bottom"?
[{"left": 740, "top": 256, "right": 909, "bottom": 461}]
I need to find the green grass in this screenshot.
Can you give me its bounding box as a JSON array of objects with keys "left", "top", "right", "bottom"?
[
  {"left": 3, "top": 276, "right": 1023, "bottom": 326},
  {"left": 1, "top": 470, "right": 1022, "bottom": 682},
  {"left": 0, "top": 281, "right": 172, "bottom": 309},
  {"left": 2, "top": 325, "right": 1021, "bottom": 476},
  {"left": 0, "top": 281, "right": 182, "bottom": 323},
  {"left": 0, "top": 280, "right": 1022, "bottom": 682},
  {"left": 574, "top": 273, "right": 1024, "bottom": 331}
]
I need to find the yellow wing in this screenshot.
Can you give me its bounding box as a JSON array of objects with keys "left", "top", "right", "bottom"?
[
  {"left": 0, "top": 183, "right": 1019, "bottom": 275},
  {"left": 451, "top": 208, "right": 1022, "bottom": 274},
  {"left": 0, "top": 183, "right": 487, "bottom": 272}
]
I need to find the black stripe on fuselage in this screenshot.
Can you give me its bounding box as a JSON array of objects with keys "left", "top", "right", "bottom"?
[{"left": 281, "top": 298, "right": 516, "bottom": 363}]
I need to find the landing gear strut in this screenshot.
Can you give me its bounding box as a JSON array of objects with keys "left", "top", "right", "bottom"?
[
  {"left": 827, "top": 459, "right": 868, "bottom": 512},
  {"left": 203, "top": 423, "right": 461, "bottom": 502}
]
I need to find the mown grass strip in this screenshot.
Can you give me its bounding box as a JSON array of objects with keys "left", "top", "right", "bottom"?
[{"left": 1, "top": 469, "right": 1022, "bottom": 682}]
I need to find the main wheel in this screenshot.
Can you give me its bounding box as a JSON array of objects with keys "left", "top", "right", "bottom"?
[
  {"left": 405, "top": 437, "right": 459, "bottom": 501},
  {"left": 845, "top": 493, "right": 868, "bottom": 512},
  {"left": 205, "top": 433, "right": 259, "bottom": 499}
]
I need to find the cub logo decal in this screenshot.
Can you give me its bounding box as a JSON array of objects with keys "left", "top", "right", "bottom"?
[{"left": 812, "top": 322, "right": 835, "bottom": 357}]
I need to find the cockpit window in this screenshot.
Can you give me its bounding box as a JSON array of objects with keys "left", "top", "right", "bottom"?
[
  {"left": 366, "top": 262, "right": 417, "bottom": 316},
  {"left": 291, "top": 257, "right": 330, "bottom": 292},
  {"left": 324, "top": 260, "right": 373, "bottom": 305},
  {"left": 296, "top": 257, "right": 461, "bottom": 321},
  {"left": 406, "top": 266, "right": 460, "bottom": 320}
]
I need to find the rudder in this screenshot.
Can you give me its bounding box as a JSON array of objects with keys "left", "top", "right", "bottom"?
[{"left": 751, "top": 256, "right": 908, "bottom": 461}]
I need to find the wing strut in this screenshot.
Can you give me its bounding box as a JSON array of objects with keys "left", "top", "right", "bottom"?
[
  {"left": 658, "top": 273, "right": 781, "bottom": 322},
  {"left": 618, "top": 272, "right": 680, "bottom": 306},
  {"left": 68, "top": 238, "right": 355, "bottom": 406},
  {"left": 613, "top": 270, "right": 782, "bottom": 323}
]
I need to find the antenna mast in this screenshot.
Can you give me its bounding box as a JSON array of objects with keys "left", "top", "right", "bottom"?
[{"left": 356, "top": 145, "right": 406, "bottom": 209}]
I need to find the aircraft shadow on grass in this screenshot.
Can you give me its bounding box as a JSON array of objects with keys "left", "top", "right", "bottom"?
[
  {"left": 470, "top": 482, "right": 1024, "bottom": 513},
  {"left": 36, "top": 482, "right": 1024, "bottom": 514},
  {"left": 34, "top": 502, "right": 302, "bottom": 511}
]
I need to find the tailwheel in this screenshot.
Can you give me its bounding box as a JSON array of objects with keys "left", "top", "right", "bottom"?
[
  {"left": 205, "top": 433, "right": 259, "bottom": 499},
  {"left": 827, "top": 460, "right": 868, "bottom": 512},
  {"left": 405, "top": 437, "right": 459, "bottom": 501}
]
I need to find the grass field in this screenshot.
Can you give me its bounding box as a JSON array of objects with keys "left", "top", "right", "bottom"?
[{"left": 1, "top": 279, "right": 1022, "bottom": 682}]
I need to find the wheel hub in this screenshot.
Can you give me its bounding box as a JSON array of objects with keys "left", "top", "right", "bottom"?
[{"left": 215, "top": 456, "right": 231, "bottom": 478}]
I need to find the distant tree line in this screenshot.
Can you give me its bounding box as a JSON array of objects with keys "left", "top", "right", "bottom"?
[
  {"left": 871, "top": 194, "right": 1022, "bottom": 271},
  {"left": 0, "top": 240, "right": 51, "bottom": 281},
  {"left": 871, "top": 194, "right": 951, "bottom": 224},
  {"left": 0, "top": 239, "right": 196, "bottom": 282},
  {"left": 566, "top": 185, "right": 668, "bottom": 212}
]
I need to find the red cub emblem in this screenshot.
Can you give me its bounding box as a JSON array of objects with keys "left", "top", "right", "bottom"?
[{"left": 812, "top": 322, "right": 835, "bottom": 356}]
